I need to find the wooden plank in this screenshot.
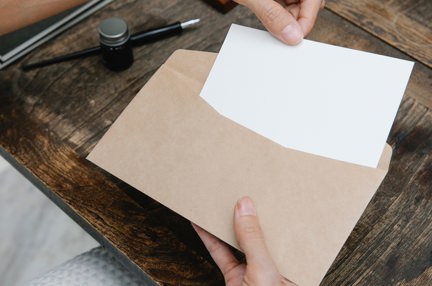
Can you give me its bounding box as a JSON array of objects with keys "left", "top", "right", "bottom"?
[
  {"left": 0, "top": 1, "right": 431, "bottom": 285},
  {"left": 326, "top": 0, "right": 432, "bottom": 68}
]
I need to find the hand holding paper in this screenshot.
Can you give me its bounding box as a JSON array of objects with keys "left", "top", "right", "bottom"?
[{"left": 234, "top": 0, "right": 324, "bottom": 44}]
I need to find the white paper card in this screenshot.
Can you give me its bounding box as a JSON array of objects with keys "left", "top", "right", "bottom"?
[{"left": 199, "top": 24, "right": 414, "bottom": 168}]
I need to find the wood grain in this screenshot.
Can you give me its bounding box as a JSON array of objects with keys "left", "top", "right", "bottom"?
[
  {"left": 0, "top": 0, "right": 431, "bottom": 285},
  {"left": 326, "top": 0, "right": 432, "bottom": 68}
]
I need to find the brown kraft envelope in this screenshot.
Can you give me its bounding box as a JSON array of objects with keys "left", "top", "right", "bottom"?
[{"left": 87, "top": 49, "right": 391, "bottom": 286}]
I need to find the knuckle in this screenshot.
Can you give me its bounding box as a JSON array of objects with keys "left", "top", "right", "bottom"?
[
  {"left": 244, "top": 268, "right": 279, "bottom": 285},
  {"left": 206, "top": 237, "right": 223, "bottom": 254},
  {"left": 263, "top": 4, "right": 284, "bottom": 25},
  {"left": 321, "top": 0, "right": 326, "bottom": 9},
  {"left": 241, "top": 221, "right": 264, "bottom": 240},
  {"left": 302, "top": 20, "right": 315, "bottom": 34}
]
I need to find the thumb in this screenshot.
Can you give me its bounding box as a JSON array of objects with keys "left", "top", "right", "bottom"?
[
  {"left": 234, "top": 197, "right": 275, "bottom": 268},
  {"left": 235, "top": 0, "right": 303, "bottom": 45}
]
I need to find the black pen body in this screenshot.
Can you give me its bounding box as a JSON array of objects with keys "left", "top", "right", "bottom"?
[{"left": 130, "top": 22, "right": 182, "bottom": 46}]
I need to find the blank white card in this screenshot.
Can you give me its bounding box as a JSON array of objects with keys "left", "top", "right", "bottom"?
[{"left": 199, "top": 24, "right": 414, "bottom": 168}]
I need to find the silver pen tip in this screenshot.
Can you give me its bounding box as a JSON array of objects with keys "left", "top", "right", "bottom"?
[{"left": 181, "top": 19, "right": 201, "bottom": 29}]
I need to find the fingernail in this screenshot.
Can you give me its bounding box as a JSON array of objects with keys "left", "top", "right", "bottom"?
[
  {"left": 281, "top": 22, "right": 303, "bottom": 45},
  {"left": 237, "top": 197, "right": 257, "bottom": 217}
]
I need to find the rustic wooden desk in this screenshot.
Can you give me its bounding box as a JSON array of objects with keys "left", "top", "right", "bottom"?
[{"left": 1, "top": 0, "right": 431, "bottom": 285}]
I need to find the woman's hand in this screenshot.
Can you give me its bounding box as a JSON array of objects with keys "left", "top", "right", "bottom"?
[
  {"left": 234, "top": 0, "right": 325, "bottom": 45},
  {"left": 193, "top": 196, "right": 296, "bottom": 285}
]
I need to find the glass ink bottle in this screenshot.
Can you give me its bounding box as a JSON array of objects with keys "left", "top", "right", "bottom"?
[{"left": 98, "top": 17, "right": 134, "bottom": 71}]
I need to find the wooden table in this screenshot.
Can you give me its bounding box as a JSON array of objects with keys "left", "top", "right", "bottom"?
[{"left": 1, "top": 0, "right": 431, "bottom": 285}]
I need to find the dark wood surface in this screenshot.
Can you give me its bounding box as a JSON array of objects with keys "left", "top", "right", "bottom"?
[{"left": 0, "top": 0, "right": 431, "bottom": 285}]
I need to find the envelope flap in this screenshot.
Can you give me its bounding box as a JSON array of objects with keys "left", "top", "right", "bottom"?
[{"left": 164, "top": 49, "right": 217, "bottom": 86}]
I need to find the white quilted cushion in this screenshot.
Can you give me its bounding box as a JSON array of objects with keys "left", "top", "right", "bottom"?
[{"left": 28, "top": 247, "right": 148, "bottom": 286}]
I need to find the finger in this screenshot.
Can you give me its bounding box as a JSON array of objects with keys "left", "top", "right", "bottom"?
[
  {"left": 233, "top": 197, "right": 275, "bottom": 268},
  {"left": 236, "top": 0, "right": 303, "bottom": 45},
  {"left": 287, "top": 4, "right": 300, "bottom": 19},
  {"left": 297, "top": 0, "right": 322, "bottom": 35},
  {"left": 320, "top": 0, "right": 326, "bottom": 9},
  {"left": 192, "top": 223, "right": 243, "bottom": 278}
]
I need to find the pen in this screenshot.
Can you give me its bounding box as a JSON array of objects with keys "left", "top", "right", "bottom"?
[
  {"left": 22, "top": 18, "right": 200, "bottom": 71},
  {"left": 130, "top": 18, "right": 200, "bottom": 45}
]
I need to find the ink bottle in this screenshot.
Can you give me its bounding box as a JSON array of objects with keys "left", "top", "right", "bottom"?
[{"left": 98, "top": 17, "right": 134, "bottom": 71}]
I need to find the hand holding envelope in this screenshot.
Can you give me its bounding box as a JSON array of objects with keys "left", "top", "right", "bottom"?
[
  {"left": 193, "top": 196, "right": 296, "bottom": 286},
  {"left": 88, "top": 25, "right": 413, "bottom": 286}
]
